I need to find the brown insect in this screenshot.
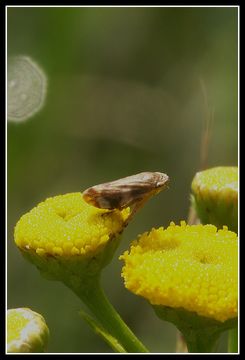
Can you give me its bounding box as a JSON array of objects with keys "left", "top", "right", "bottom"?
[{"left": 82, "top": 172, "right": 169, "bottom": 215}]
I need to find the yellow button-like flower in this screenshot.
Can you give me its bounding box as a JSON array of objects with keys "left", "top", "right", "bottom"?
[
  {"left": 7, "top": 308, "right": 49, "bottom": 353},
  {"left": 15, "top": 193, "right": 130, "bottom": 257},
  {"left": 14, "top": 193, "right": 130, "bottom": 281},
  {"left": 191, "top": 166, "right": 238, "bottom": 232},
  {"left": 120, "top": 221, "right": 238, "bottom": 322},
  {"left": 13, "top": 193, "right": 148, "bottom": 353}
]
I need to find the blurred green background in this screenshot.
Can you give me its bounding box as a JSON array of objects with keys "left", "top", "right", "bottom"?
[{"left": 7, "top": 6, "right": 238, "bottom": 353}]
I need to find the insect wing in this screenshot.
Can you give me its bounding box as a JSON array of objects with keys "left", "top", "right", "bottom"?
[
  {"left": 83, "top": 181, "right": 151, "bottom": 210},
  {"left": 82, "top": 172, "right": 169, "bottom": 210}
]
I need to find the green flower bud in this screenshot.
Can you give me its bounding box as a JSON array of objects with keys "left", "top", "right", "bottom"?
[
  {"left": 191, "top": 167, "right": 238, "bottom": 232},
  {"left": 7, "top": 308, "right": 49, "bottom": 353}
]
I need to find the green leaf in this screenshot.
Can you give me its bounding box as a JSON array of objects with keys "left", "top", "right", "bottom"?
[{"left": 78, "top": 310, "right": 126, "bottom": 353}]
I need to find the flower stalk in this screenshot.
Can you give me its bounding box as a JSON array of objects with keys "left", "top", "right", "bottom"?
[
  {"left": 78, "top": 309, "right": 126, "bottom": 353},
  {"left": 66, "top": 275, "right": 148, "bottom": 353},
  {"left": 154, "top": 306, "right": 237, "bottom": 353},
  {"left": 228, "top": 327, "right": 238, "bottom": 353}
]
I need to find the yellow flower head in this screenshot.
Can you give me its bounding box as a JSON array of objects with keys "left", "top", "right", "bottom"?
[
  {"left": 14, "top": 193, "right": 130, "bottom": 280},
  {"left": 191, "top": 166, "right": 238, "bottom": 232},
  {"left": 120, "top": 221, "right": 238, "bottom": 322},
  {"left": 7, "top": 308, "right": 49, "bottom": 353},
  {"left": 15, "top": 192, "right": 130, "bottom": 256}
]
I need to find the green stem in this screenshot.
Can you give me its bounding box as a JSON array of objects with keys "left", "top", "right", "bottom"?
[
  {"left": 66, "top": 276, "right": 148, "bottom": 353},
  {"left": 180, "top": 328, "right": 220, "bottom": 353},
  {"left": 79, "top": 309, "right": 126, "bottom": 353},
  {"left": 228, "top": 327, "right": 238, "bottom": 353},
  {"left": 154, "top": 306, "right": 237, "bottom": 353}
]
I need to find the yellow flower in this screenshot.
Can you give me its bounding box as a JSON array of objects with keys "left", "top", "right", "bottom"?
[
  {"left": 7, "top": 308, "right": 49, "bottom": 353},
  {"left": 120, "top": 221, "right": 238, "bottom": 322},
  {"left": 191, "top": 166, "right": 238, "bottom": 232},
  {"left": 14, "top": 192, "right": 148, "bottom": 353},
  {"left": 14, "top": 193, "right": 130, "bottom": 280},
  {"left": 15, "top": 192, "right": 130, "bottom": 256}
]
